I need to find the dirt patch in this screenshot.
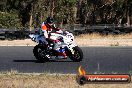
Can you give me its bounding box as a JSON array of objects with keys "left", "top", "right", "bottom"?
[
  {"left": 0, "top": 39, "right": 36, "bottom": 46},
  {"left": 0, "top": 33, "right": 132, "bottom": 46},
  {"left": 75, "top": 33, "right": 132, "bottom": 46}
]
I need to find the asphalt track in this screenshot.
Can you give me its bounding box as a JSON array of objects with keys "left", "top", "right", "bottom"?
[{"left": 0, "top": 46, "right": 132, "bottom": 74}]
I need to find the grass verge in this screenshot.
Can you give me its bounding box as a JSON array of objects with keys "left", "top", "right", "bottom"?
[
  {"left": 75, "top": 33, "right": 132, "bottom": 46},
  {"left": 0, "top": 72, "right": 131, "bottom": 88}
]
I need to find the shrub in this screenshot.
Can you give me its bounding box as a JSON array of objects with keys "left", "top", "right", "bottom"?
[{"left": 0, "top": 11, "right": 21, "bottom": 28}]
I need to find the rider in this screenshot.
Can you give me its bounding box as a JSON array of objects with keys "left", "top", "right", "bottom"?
[{"left": 41, "top": 17, "right": 67, "bottom": 59}]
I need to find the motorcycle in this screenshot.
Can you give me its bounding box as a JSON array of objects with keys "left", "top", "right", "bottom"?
[{"left": 29, "top": 30, "right": 83, "bottom": 62}]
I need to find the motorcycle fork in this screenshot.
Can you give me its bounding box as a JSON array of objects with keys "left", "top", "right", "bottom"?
[{"left": 67, "top": 46, "right": 75, "bottom": 55}]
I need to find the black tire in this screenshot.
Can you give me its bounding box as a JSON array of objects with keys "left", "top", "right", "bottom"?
[
  {"left": 33, "top": 44, "right": 49, "bottom": 62},
  {"left": 69, "top": 46, "right": 83, "bottom": 62}
]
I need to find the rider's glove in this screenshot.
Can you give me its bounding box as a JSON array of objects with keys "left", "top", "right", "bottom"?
[{"left": 63, "top": 31, "right": 69, "bottom": 35}]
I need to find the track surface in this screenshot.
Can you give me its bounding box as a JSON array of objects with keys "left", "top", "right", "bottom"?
[{"left": 0, "top": 46, "right": 132, "bottom": 74}]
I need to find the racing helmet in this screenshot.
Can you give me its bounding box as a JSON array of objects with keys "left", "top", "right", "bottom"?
[{"left": 46, "top": 17, "right": 54, "bottom": 24}]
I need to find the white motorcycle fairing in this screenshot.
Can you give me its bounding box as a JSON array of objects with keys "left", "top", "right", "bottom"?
[
  {"left": 29, "top": 31, "right": 77, "bottom": 50},
  {"left": 29, "top": 34, "right": 45, "bottom": 44},
  {"left": 50, "top": 32, "right": 77, "bottom": 54}
]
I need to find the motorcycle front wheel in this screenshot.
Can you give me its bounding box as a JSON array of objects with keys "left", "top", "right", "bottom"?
[
  {"left": 33, "top": 44, "right": 49, "bottom": 62},
  {"left": 69, "top": 46, "right": 83, "bottom": 62}
]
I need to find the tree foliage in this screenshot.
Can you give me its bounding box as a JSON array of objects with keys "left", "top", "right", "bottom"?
[{"left": 0, "top": 0, "right": 131, "bottom": 29}]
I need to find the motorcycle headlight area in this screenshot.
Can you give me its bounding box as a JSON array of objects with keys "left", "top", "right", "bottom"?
[
  {"left": 63, "top": 35, "right": 74, "bottom": 44},
  {"left": 67, "top": 35, "right": 74, "bottom": 41}
]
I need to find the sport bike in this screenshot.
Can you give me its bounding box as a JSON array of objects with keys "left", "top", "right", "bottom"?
[{"left": 29, "top": 30, "right": 83, "bottom": 62}]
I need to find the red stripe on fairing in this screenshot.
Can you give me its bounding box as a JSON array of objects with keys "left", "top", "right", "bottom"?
[
  {"left": 57, "top": 52, "right": 67, "bottom": 56},
  {"left": 49, "top": 39, "right": 60, "bottom": 43}
]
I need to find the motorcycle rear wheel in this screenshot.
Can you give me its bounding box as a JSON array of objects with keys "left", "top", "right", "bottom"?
[{"left": 33, "top": 44, "right": 49, "bottom": 62}]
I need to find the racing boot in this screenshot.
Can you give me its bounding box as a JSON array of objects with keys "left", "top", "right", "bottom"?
[{"left": 57, "top": 48, "right": 67, "bottom": 59}]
